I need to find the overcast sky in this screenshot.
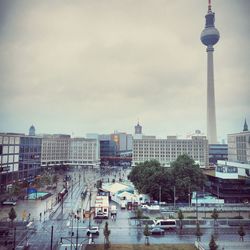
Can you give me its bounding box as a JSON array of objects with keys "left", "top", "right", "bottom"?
[{"left": 0, "top": 0, "right": 249, "bottom": 141}]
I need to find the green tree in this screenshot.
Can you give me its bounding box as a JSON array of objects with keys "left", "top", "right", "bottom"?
[
  {"left": 195, "top": 221, "right": 203, "bottom": 241},
  {"left": 178, "top": 210, "right": 184, "bottom": 230},
  {"left": 8, "top": 207, "right": 17, "bottom": 227},
  {"left": 143, "top": 224, "right": 150, "bottom": 245},
  {"left": 96, "top": 179, "right": 102, "bottom": 189},
  {"left": 170, "top": 154, "right": 206, "bottom": 201},
  {"left": 52, "top": 174, "right": 59, "bottom": 188},
  {"left": 128, "top": 156, "right": 206, "bottom": 203},
  {"left": 209, "top": 234, "right": 218, "bottom": 250},
  {"left": 103, "top": 222, "right": 111, "bottom": 248},
  {"left": 211, "top": 208, "right": 219, "bottom": 226},
  {"left": 10, "top": 183, "right": 21, "bottom": 197},
  {"left": 238, "top": 224, "right": 246, "bottom": 241},
  {"left": 135, "top": 208, "right": 143, "bottom": 219},
  {"left": 41, "top": 173, "right": 51, "bottom": 187},
  {"left": 135, "top": 208, "right": 143, "bottom": 226}
]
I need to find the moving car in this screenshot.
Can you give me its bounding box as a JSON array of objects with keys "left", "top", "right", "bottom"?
[
  {"left": 149, "top": 227, "right": 165, "bottom": 235},
  {"left": 86, "top": 226, "right": 99, "bottom": 236}
]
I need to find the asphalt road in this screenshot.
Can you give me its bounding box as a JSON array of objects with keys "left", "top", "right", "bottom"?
[{"left": 2, "top": 167, "right": 249, "bottom": 250}]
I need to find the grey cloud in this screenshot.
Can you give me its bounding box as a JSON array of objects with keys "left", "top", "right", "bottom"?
[{"left": 0, "top": 0, "right": 249, "bottom": 139}]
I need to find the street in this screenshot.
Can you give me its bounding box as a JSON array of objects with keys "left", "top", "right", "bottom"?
[{"left": 1, "top": 167, "right": 250, "bottom": 250}]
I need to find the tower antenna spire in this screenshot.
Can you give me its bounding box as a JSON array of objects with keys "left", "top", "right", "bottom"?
[{"left": 208, "top": 0, "right": 212, "bottom": 11}]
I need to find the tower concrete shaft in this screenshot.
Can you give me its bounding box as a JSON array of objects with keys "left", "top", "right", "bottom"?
[
  {"left": 201, "top": 0, "right": 220, "bottom": 144},
  {"left": 207, "top": 46, "right": 217, "bottom": 144}
]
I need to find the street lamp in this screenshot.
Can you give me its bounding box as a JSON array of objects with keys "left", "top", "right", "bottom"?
[
  {"left": 159, "top": 185, "right": 161, "bottom": 204},
  {"left": 88, "top": 191, "right": 92, "bottom": 229},
  {"left": 76, "top": 216, "right": 80, "bottom": 250},
  {"left": 173, "top": 186, "right": 176, "bottom": 209},
  {"left": 196, "top": 191, "right": 198, "bottom": 222}
]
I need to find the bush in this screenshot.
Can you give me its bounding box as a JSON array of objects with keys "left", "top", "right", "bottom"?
[
  {"left": 232, "top": 216, "right": 243, "bottom": 219},
  {"left": 130, "top": 216, "right": 149, "bottom": 220}
]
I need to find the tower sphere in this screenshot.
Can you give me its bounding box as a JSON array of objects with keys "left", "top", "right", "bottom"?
[{"left": 201, "top": 26, "right": 220, "bottom": 46}]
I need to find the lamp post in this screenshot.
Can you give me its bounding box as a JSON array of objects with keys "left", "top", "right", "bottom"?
[
  {"left": 71, "top": 179, "right": 73, "bottom": 199},
  {"left": 13, "top": 227, "right": 16, "bottom": 250},
  {"left": 159, "top": 185, "right": 161, "bottom": 204},
  {"left": 173, "top": 186, "right": 176, "bottom": 209},
  {"left": 196, "top": 192, "right": 198, "bottom": 221},
  {"left": 88, "top": 191, "right": 92, "bottom": 229},
  {"left": 76, "top": 216, "right": 79, "bottom": 250},
  {"left": 188, "top": 185, "right": 191, "bottom": 207},
  {"left": 50, "top": 225, "right": 53, "bottom": 250},
  {"left": 70, "top": 213, "right": 74, "bottom": 250}
]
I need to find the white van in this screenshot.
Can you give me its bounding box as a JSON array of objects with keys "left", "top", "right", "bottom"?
[
  {"left": 154, "top": 219, "right": 176, "bottom": 230},
  {"left": 110, "top": 205, "right": 117, "bottom": 216},
  {"left": 121, "top": 201, "right": 126, "bottom": 209}
]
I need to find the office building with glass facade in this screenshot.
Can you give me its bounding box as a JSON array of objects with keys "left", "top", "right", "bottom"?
[
  {"left": 209, "top": 144, "right": 228, "bottom": 164},
  {"left": 0, "top": 133, "right": 42, "bottom": 192}
]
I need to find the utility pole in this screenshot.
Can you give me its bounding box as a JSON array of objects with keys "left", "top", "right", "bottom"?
[{"left": 50, "top": 225, "right": 53, "bottom": 250}]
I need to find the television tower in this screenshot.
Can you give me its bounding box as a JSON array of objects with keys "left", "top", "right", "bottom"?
[{"left": 201, "top": 0, "right": 220, "bottom": 144}]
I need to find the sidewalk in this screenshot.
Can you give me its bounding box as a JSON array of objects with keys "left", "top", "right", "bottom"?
[{"left": 0, "top": 175, "right": 65, "bottom": 222}]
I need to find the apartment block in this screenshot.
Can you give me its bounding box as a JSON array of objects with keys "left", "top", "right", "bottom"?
[{"left": 133, "top": 135, "right": 208, "bottom": 167}]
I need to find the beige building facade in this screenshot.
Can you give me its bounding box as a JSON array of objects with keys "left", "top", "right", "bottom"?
[{"left": 133, "top": 135, "right": 208, "bottom": 167}]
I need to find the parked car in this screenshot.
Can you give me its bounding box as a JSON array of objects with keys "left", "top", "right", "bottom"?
[
  {"left": 86, "top": 226, "right": 99, "bottom": 236},
  {"left": 149, "top": 227, "right": 165, "bottom": 235},
  {"left": 154, "top": 219, "right": 177, "bottom": 230},
  {"left": 2, "top": 199, "right": 16, "bottom": 206}
]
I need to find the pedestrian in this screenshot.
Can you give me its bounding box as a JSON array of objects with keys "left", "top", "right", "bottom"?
[
  {"left": 28, "top": 213, "right": 31, "bottom": 221},
  {"left": 39, "top": 212, "right": 42, "bottom": 221}
]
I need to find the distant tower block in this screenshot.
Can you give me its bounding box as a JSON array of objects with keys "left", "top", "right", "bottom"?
[
  {"left": 201, "top": 0, "right": 220, "bottom": 144},
  {"left": 29, "top": 125, "right": 36, "bottom": 136},
  {"left": 135, "top": 122, "right": 142, "bottom": 134}
]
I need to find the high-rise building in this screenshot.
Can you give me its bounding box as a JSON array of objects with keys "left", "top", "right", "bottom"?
[
  {"left": 0, "top": 133, "right": 42, "bottom": 192},
  {"left": 41, "top": 134, "right": 70, "bottom": 167},
  {"left": 228, "top": 120, "right": 250, "bottom": 164},
  {"left": 209, "top": 144, "right": 228, "bottom": 165},
  {"left": 201, "top": 0, "right": 220, "bottom": 144},
  {"left": 133, "top": 135, "right": 209, "bottom": 167},
  {"left": 69, "top": 138, "right": 99, "bottom": 167},
  {"left": 204, "top": 121, "right": 250, "bottom": 203}
]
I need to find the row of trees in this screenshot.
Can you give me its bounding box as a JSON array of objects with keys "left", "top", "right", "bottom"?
[{"left": 128, "top": 155, "right": 206, "bottom": 202}]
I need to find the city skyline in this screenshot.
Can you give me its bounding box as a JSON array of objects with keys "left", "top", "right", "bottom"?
[{"left": 0, "top": 0, "right": 249, "bottom": 141}]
